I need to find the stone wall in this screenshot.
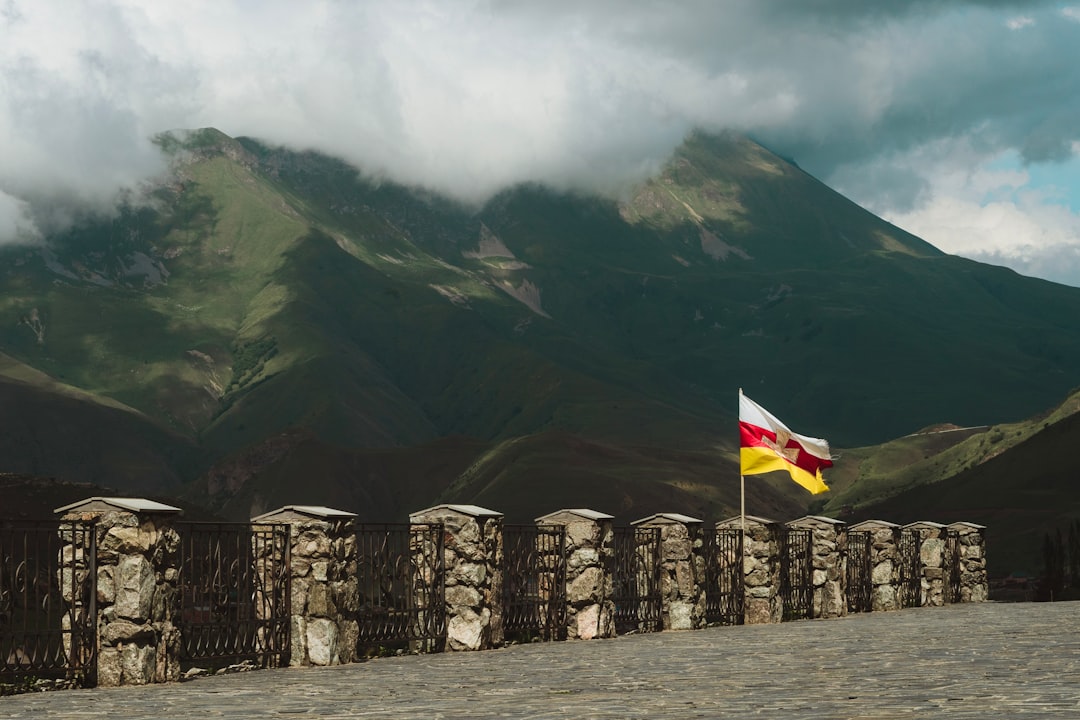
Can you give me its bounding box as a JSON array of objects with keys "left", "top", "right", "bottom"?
[
  {"left": 788, "top": 516, "right": 847, "bottom": 619},
  {"left": 719, "top": 516, "right": 781, "bottom": 625},
  {"left": 907, "top": 522, "right": 947, "bottom": 607},
  {"left": 409, "top": 505, "right": 504, "bottom": 651},
  {"left": 951, "top": 523, "right": 988, "bottom": 603},
  {"left": 538, "top": 510, "right": 615, "bottom": 640},
  {"left": 45, "top": 495, "right": 992, "bottom": 689},
  {"left": 59, "top": 508, "right": 181, "bottom": 687},
  {"left": 253, "top": 509, "right": 359, "bottom": 667},
  {"left": 633, "top": 514, "right": 704, "bottom": 631},
  {"left": 851, "top": 521, "right": 900, "bottom": 612}
]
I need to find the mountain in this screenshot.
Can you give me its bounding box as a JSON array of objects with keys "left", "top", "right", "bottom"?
[
  {"left": 3, "top": 128, "right": 1080, "bottom": 527},
  {"left": 835, "top": 389, "right": 1080, "bottom": 577}
]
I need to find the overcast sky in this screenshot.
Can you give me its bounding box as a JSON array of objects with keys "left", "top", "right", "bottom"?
[{"left": 2, "top": 0, "right": 1079, "bottom": 284}]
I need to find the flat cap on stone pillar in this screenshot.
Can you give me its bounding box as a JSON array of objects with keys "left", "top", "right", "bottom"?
[
  {"left": 54, "top": 497, "right": 182, "bottom": 516},
  {"left": 716, "top": 514, "right": 779, "bottom": 528},
  {"left": 947, "top": 521, "right": 986, "bottom": 531},
  {"left": 411, "top": 504, "right": 504, "bottom": 523},
  {"left": 251, "top": 505, "right": 358, "bottom": 523},
  {"left": 787, "top": 515, "right": 846, "bottom": 528},
  {"left": 535, "top": 508, "right": 614, "bottom": 524},
  {"left": 632, "top": 513, "right": 703, "bottom": 527},
  {"left": 904, "top": 521, "right": 947, "bottom": 531},
  {"left": 850, "top": 520, "right": 900, "bottom": 531}
]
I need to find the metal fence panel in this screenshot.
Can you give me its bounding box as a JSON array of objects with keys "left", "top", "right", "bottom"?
[
  {"left": 846, "top": 530, "right": 872, "bottom": 614},
  {"left": 898, "top": 528, "right": 921, "bottom": 609},
  {"left": 1, "top": 521, "right": 97, "bottom": 688},
  {"left": 612, "top": 527, "right": 662, "bottom": 635},
  {"left": 176, "top": 522, "right": 290, "bottom": 669},
  {"left": 944, "top": 529, "right": 962, "bottom": 604},
  {"left": 703, "top": 528, "right": 744, "bottom": 626},
  {"left": 355, "top": 524, "right": 445, "bottom": 651},
  {"left": 780, "top": 528, "right": 813, "bottom": 621},
  {"left": 502, "top": 525, "right": 566, "bottom": 642}
]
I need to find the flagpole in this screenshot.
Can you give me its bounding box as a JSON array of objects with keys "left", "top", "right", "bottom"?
[{"left": 739, "top": 387, "right": 745, "bottom": 534}]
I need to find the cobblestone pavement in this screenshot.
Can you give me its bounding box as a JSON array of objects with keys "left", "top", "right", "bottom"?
[{"left": 3, "top": 602, "right": 1079, "bottom": 719}]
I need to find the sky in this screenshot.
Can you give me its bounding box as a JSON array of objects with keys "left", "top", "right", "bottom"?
[{"left": 2, "top": 0, "right": 1079, "bottom": 284}]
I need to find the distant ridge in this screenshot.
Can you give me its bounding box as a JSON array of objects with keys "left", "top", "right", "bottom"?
[{"left": 2, "top": 128, "right": 1080, "bottom": 534}]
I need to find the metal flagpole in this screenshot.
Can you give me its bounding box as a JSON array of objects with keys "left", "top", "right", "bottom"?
[{"left": 739, "top": 387, "right": 745, "bottom": 534}]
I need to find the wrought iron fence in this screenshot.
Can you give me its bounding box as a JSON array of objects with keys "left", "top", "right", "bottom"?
[
  {"left": 779, "top": 528, "right": 813, "bottom": 621},
  {"left": 703, "top": 528, "right": 744, "bottom": 626},
  {"left": 944, "top": 529, "right": 962, "bottom": 604},
  {"left": 846, "top": 530, "right": 873, "bottom": 614},
  {"left": 502, "top": 525, "right": 567, "bottom": 642},
  {"left": 176, "top": 522, "right": 290, "bottom": 669},
  {"left": 355, "top": 524, "right": 445, "bottom": 652},
  {"left": 612, "top": 527, "right": 662, "bottom": 635},
  {"left": 1, "top": 521, "right": 97, "bottom": 688},
  {"left": 898, "top": 528, "right": 922, "bottom": 609}
]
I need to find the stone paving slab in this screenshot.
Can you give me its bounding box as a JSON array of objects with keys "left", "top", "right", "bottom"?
[{"left": 3, "top": 602, "right": 1079, "bottom": 718}]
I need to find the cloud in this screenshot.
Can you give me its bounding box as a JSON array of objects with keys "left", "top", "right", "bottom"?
[
  {"left": 1, "top": 0, "right": 1079, "bottom": 287},
  {"left": 1006, "top": 15, "right": 1035, "bottom": 28},
  {"left": 0, "top": 190, "right": 31, "bottom": 240},
  {"left": 854, "top": 144, "right": 1080, "bottom": 284}
]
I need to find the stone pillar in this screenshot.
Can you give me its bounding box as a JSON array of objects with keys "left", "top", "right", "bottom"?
[
  {"left": 787, "top": 516, "right": 847, "bottom": 619},
  {"left": 251, "top": 506, "right": 359, "bottom": 667},
  {"left": 949, "top": 522, "right": 988, "bottom": 603},
  {"left": 850, "top": 520, "right": 900, "bottom": 611},
  {"left": 409, "top": 504, "right": 504, "bottom": 651},
  {"left": 718, "top": 515, "right": 781, "bottom": 625},
  {"left": 904, "top": 521, "right": 947, "bottom": 607},
  {"left": 55, "top": 497, "right": 182, "bottom": 687},
  {"left": 632, "top": 513, "right": 705, "bottom": 631},
  {"left": 535, "top": 509, "right": 615, "bottom": 640}
]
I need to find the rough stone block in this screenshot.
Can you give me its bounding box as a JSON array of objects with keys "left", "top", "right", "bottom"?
[
  {"left": 871, "top": 560, "right": 894, "bottom": 586},
  {"left": 575, "top": 604, "right": 602, "bottom": 640},
  {"left": 674, "top": 562, "right": 695, "bottom": 596},
  {"left": 447, "top": 606, "right": 487, "bottom": 650},
  {"left": 97, "top": 647, "right": 122, "bottom": 687},
  {"left": 101, "top": 619, "right": 154, "bottom": 646},
  {"left": 102, "top": 526, "right": 150, "bottom": 555},
  {"left": 308, "top": 583, "right": 336, "bottom": 618},
  {"left": 567, "top": 566, "right": 604, "bottom": 603},
  {"left": 306, "top": 618, "right": 339, "bottom": 666},
  {"left": 667, "top": 601, "right": 694, "bottom": 631},
  {"left": 453, "top": 562, "right": 488, "bottom": 587},
  {"left": 445, "top": 584, "right": 483, "bottom": 608},
  {"left": 921, "top": 538, "right": 945, "bottom": 567},
  {"left": 115, "top": 554, "right": 155, "bottom": 621},
  {"left": 120, "top": 642, "right": 157, "bottom": 684},
  {"left": 567, "top": 547, "right": 599, "bottom": 570},
  {"left": 291, "top": 615, "right": 307, "bottom": 665}
]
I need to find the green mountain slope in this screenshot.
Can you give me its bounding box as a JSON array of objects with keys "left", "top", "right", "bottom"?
[{"left": 3, "top": 128, "right": 1080, "bottom": 528}]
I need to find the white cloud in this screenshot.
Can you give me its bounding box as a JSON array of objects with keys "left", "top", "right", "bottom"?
[
  {"left": 854, "top": 145, "right": 1080, "bottom": 285},
  {"left": 1, "top": 0, "right": 1079, "bottom": 291},
  {"left": 0, "top": 190, "right": 32, "bottom": 241},
  {"left": 1063, "top": 7, "right": 1080, "bottom": 22}
]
